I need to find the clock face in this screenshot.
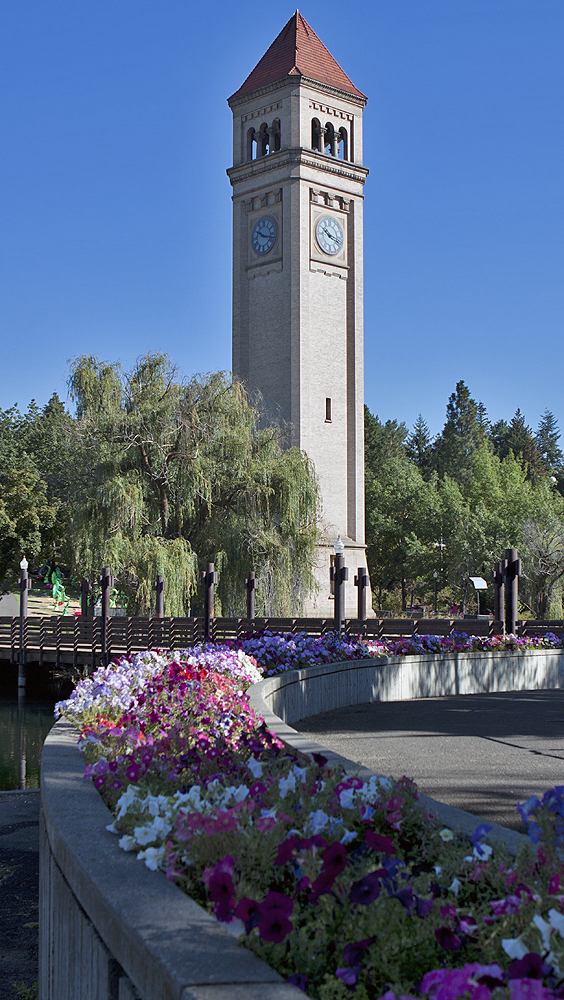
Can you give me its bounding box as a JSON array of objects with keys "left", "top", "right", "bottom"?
[
  {"left": 251, "top": 216, "right": 277, "bottom": 256},
  {"left": 316, "top": 216, "right": 344, "bottom": 255}
]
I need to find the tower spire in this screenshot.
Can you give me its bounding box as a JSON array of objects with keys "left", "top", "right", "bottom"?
[{"left": 230, "top": 12, "right": 365, "bottom": 101}]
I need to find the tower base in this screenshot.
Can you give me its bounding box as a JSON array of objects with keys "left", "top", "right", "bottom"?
[{"left": 303, "top": 538, "right": 373, "bottom": 619}]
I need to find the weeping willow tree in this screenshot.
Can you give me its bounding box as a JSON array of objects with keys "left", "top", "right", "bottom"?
[{"left": 66, "top": 353, "right": 320, "bottom": 615}]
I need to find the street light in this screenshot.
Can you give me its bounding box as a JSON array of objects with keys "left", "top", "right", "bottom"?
[
  {"left": 469, "top": 576, "right": 487, "bottom": 617},
  {"left": 433, "top": 570, "right": 438, "bottom": 614}
]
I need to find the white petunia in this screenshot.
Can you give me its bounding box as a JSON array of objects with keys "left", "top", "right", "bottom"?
[
  {"left": 339, "top": 788, "right": 356, "bottom": 809},
  {"left": 308, "top": 810, "right": 329, "bottom": 835},
  {"left": 473, "top": 843, "right": 493, "bottom": 860},
  {"left": 293, "top": 765, "right": 308, "bottom": 782},
  {"left": 247, "top": 756, "right": 263, "bottom": 778},
  {"left": 260, "top": 806, "right": 277, "bottom": 820},
  {"left": 502, "top": 936, "right": 529, "bottom": 961},
  {"left": 340, "top": 829, "right": 358, "bottom": 845},
  {"left": 105, "top": 821, "right": 119, "bottom": 834},
  {"left": 278, "top": 773, "right": 297, "bottom": 799},
  {"left": 439, "top": 828, "right": 454, "bottom": 842},
  {"left": 118, "top": 835, "right": 138, "bottom": 852},
  {"left": 137, "top": 846, "right": 165, "bottom": 871},
  {"left": 449, "top": 878, "right": 461, "bottom": 896},
  {"left": 532, "top": 914, "right": 553, "bottom": 951},
  {"left": 115, "top": 785, "right": 140, "bottom": 819},
  {"left": 434, "top": 866, "right": 442, "bottom": 876},
  {"left": 548, "top": 908, "right": 564, "bottom": 937}
]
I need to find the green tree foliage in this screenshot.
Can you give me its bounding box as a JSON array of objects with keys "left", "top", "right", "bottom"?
[
  {"left": 365, "top": 385, "right": 564, "bottom": 617},
  {"left": 536, "top": 409, "right": 563, "bottom": 474},
  {"left": 491, "top": 409, "right": 546, "bottom": 482},
  {"left": 406, "top": 415, "right": 433, "bottom": 478},
  {"left": 0, "top": 469, "right": 58, "bottom": 589},
  {"left": 433, "top": 381, "right": 487, "bottom": 485},
  {"left": 65, "top": 354, "right": 320, "bottom": 616}
]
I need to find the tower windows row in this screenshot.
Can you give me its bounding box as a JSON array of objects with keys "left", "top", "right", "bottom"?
[
  {"left": 247, "top": 119, "right": 281, "bottom": 161},
  {"left": 311, "top": 118, "right": 349, "bottom": 161}
]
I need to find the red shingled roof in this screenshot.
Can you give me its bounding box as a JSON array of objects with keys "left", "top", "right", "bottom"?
[{"left": 230, "top": 12, "right": 365, "bottom": 101}]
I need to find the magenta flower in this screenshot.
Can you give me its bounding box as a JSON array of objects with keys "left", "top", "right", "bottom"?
[
  {"left": 259, "top": 891, "right": 293, "bottom": 917},
  {"left": 125, "top": 761, "right": 141, "bottom": 781},
  {"left": 257, "top": 911, "right": 293, "bottom": 943},
  {"left": 342, "top": 938, "right": 374, "bottom": 966},
  {"left": 365, "top": 831, "right": 395, "bottom": 854},
  {"left": 275, "top": 836, "right": 299, "bottom": 866},
  {"left": 310, "top": 869, "right": 337, "bottom": 900},
  {"left": 508, "top": 954, "right": 551, "bottom": 980},
  {"left": 509, "top": 980, "right": 554, "bottom": 1000},
  {"left": 336, "top": 966, "right": 361, "bottom": 987},
  {"left": 285, "top": 973, "right": 309, "bottom": 991},
  {"left": 234, "top": 896, "right": 260, "bottom": 934},
  {"left": 434, "top": 926, "right": 462, "bottom": 950},
  {"left": 322, "top": 841, "right": 348, "bottom": 878},
  {"left": 349, "top": 871, "right": 383, "bottom": 905}
]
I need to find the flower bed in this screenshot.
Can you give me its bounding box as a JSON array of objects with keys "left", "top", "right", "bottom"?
[
  {"left": 231, "top": 629, "right": 564, "bottom": 674},
  {"left": 55, "top": 642, "right": 564, "bottom": 1000}
]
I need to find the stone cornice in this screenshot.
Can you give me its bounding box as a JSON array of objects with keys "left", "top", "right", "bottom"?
[
  {"left": 227, "top": 148, "right": 369, "bottom": 187},
  {"left": 228, "top": 75, "right": 367, "bottom": 111}
]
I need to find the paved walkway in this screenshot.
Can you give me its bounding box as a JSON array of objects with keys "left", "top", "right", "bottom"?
[
  {"left": 298, "top": 689, "right": 564, "bottom": 831},
  {"left": 0, "top": 791, "right": 39, "bottom": 999}
]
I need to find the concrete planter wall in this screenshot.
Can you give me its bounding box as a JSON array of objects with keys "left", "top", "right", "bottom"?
[
  {"left": 39, "top": 720, "right": 304, "bottom": 1000},
  {"left": 41, "top": 649, "right": 562, "bottom": 998}
]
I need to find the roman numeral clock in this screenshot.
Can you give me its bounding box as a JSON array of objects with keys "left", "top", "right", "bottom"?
[{"left": 227, "top": 13, "right": 370, "bottom": 617}]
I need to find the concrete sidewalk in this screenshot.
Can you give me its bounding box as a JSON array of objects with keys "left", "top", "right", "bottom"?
[
  {"left": 298, "top": 688, "right": 564, "bottom": 831},
  {"left": 0, "top": 791, "right": 40, "bottom": 999}
]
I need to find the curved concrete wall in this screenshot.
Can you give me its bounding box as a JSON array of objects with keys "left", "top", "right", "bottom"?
[
  {"left": 248, "top": 649, "right": 564, "bottom": 729},
  {"left": 41, "top": 649, "right": 560, "bottom": 998}
]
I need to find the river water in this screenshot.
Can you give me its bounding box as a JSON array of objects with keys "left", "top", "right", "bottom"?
[{"left": 0, "top": 669, "right": 59, "bottom": 790}]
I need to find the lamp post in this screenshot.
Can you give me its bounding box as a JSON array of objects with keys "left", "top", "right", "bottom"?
[
  {"left": 201, "top": 563, "right": 218, "bottom": 639},
  {"left": 19, "top": 557, "right": 29, "bottom": 690},
  {"left": 154, "top": 575, "right": 165, "bottom": 618},
  {"left": 433, "top": 571, "right": 438, "bottom": 615},
  {"left": 331, "top": 537, "right": 348, "bottom": 631},
  {"left": 245, "top": 571, "right": 257, "bottom": 620}
]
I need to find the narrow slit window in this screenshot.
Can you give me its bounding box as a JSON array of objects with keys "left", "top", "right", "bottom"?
[{"left": 325, "top": 397, "right": 332, "bottom": 422}]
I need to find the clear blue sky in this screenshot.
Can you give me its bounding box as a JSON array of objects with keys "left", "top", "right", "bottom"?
[{"left": 0, "top": 0, "right": 562, "bottom": 438}]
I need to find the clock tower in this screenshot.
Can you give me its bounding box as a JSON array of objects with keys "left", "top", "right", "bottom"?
[{"left": 227, "top": 12, "right": 370, "bottom": 616}]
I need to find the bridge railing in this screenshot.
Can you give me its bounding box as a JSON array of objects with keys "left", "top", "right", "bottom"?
[{"left": 5, "top": 614, "right": 559, "bottom": 670}]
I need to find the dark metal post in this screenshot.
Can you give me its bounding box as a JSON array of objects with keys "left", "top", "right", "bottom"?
[
  {"left": 81, "top": 577, "right": 91, "bottom": 617},
  {"left": 201, "top": 562, "right": 218, "bottom": 639},
  {"left": 18, "top": 558, "right": 29, "bottom": 690},
  {"left": 354, "top": 567, "right": 369, "bottom": 621},
  {"left": 332, "top": 554, "right": 348, "bottom": 631},
  {"left": 504, "top": 548, "right": 521, "bottom": 636},
  {"left": 245, "top": 572, "right": 257, "bottom": 620},
  {"left": 154, "top": 575, "right": 165, "bottom": 618},
  {"left": 491, "top": 560, "right": 505, "bottom": 627},
  {"left": 100, "top": 567, "right": 112, "bottom": 662}
]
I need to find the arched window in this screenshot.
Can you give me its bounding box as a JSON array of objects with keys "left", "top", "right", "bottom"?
[
  {"left": 256, "top": 123, "right": 268, "bottom": 157},
  {"left": 311, "top": 117, "right": 322, "bottom": 152},
  {"left": 324, "top": 121, "right": 336, "bottom": 156},
  {"left": 338, "top": 126, "right": 348, "bottom": 161},
  {"left": 271, "top": 118, "right": 281, "bottom": 152},
  {"left": 247, "top": 127, "right": 256, "bottom": 162}
]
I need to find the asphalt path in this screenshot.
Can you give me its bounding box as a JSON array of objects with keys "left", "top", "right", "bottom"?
[{"left": 297, "top": 689, "right": 564, "bottom": 831}]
